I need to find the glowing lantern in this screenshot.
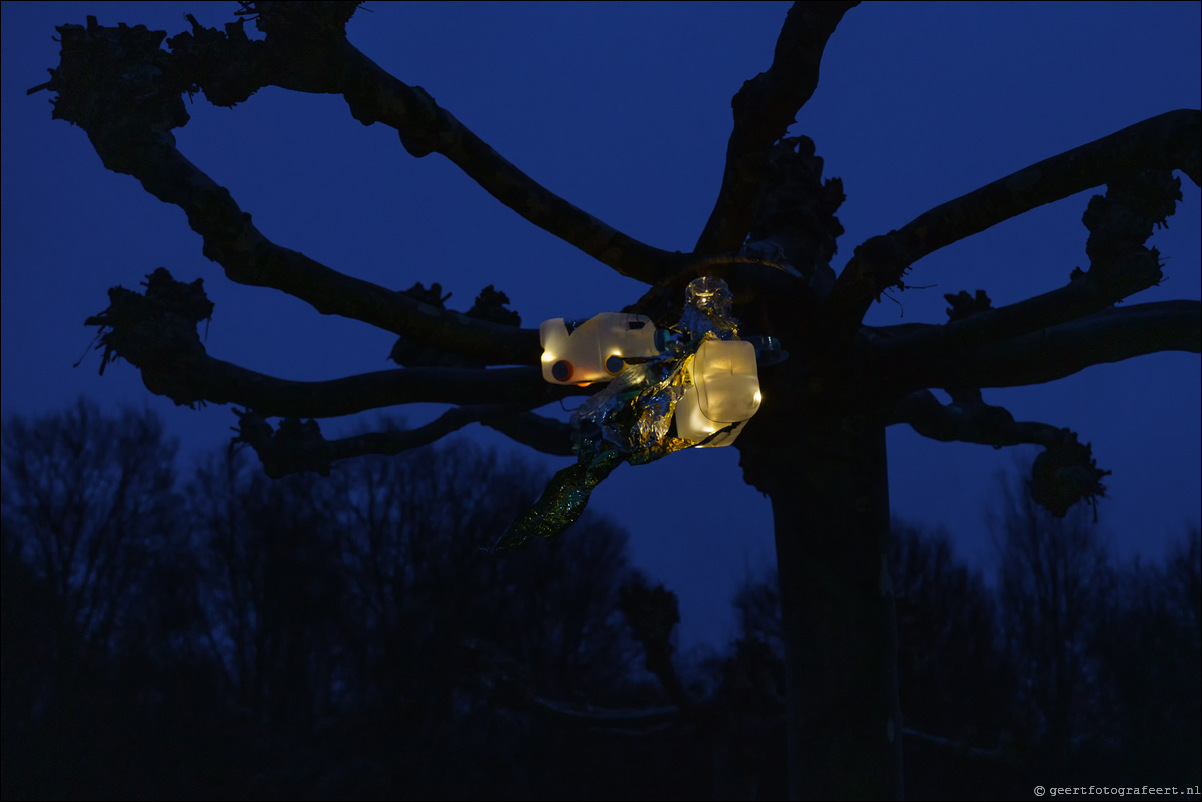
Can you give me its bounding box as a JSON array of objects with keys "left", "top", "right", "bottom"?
[
  {"left": 505, "top": 278, "right": 770, "bottom": 548},
  {"left": 675, "top": 338, "right": 762, "bottom": 446},
  {"left": 540, "top": 313, "right": 659, "bottom": 384}
]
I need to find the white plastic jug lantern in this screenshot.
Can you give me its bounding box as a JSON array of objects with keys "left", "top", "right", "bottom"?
[
  {"left": 675, "top": 338, "right": 762, "bottom": 446},
  {"left": 540, "top": 313, "right": 659, "bottom": 384}
]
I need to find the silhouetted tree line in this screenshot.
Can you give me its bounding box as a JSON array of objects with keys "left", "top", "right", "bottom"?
[
  {"left": 719, "top": 495, "right": 1200, "bottom": 799},
  {"left": 3, "top": 399, "right": 1199, "bottom": 800}
]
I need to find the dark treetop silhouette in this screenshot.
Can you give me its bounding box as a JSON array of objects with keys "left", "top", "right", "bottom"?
[{"left": 30, "top": 1, "right": 1200, "bottom": 798}]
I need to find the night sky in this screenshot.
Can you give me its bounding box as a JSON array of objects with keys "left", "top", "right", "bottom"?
[{"left": 3, "top": 1, "right": 1199, "bottom": 652}]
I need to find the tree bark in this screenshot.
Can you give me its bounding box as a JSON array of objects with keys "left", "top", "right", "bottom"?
[{"left": 748, "top": 405, "right": 903, "bottom": 799}]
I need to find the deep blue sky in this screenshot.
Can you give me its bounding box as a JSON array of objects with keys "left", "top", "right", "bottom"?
[{"left": 3, "top": 1, "right": 1200, "bottom": 653}]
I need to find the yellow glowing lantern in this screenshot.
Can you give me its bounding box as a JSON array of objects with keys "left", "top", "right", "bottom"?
[
  {"left": 540, "top": 313, "right": 659, "bottom": 384},
  {"left": 675, "top": 338, "right": 762, "bottom": 446}
]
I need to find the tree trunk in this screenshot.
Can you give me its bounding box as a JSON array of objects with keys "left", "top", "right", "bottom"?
[{"left": 750, "top": 408, "right": 904, "bottom": 799}]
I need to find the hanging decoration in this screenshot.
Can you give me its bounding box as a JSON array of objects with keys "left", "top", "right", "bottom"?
[{"left": 497, "top": 277, "right": 770, "bottom": 549}]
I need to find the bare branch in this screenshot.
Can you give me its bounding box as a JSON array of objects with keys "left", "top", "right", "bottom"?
[
  {"left": 896, "top": 109, "right": 1199, "bottom": 261},
  {"left": 344, "top": 46, "right": 689, "bottom": 284},
  {"left": 85, "top": 268, "right": 583, "bottom": 416},
  {"left": 156, "top": 351, "right": 574, "bottom": 418},
  {"left": 890, "top": 301, "right": 1200, "bottom": 391},
  {"left": 45, "top": 18, "right": 540, "bottom": 365},
  {"left": 823, "top": 109, "right": 1201, "bottom": 343},
  {"left": 133, "top": 141, "right": 540, "bottom": 364},
  {"left": 212, "top": 361, "right": 577, "bottom": 418},
  {"left": 888, "top": 388, "right": 1065, "bottom": 449},
  {"left": 158, "top": 11, "right": 688, "bottom": 284},
  {"left": 479, "top": 411, "right": 576, "bottom": 458},
  {"left": 235, "top": 405, "right": 548, "bottom": 478},
  {"left": 694, "top": 1, "right": 857, "bottom": 254},
  {"left": 874, "top": 278, "right": 1125, "bottom": 370},
  {"left": 877, "top": 167, "right": 1185, "bottom": 387},
  {"left": 888, "top": 388, "right": 1110, "bottom": 517}
]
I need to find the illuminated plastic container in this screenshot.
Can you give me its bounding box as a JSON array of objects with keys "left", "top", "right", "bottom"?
[
  {"left": 540, "top": 313, "right": 659, "bottom": 384},
  {"left": 675, "top": 339, "right": 761, "bottom": 446}
]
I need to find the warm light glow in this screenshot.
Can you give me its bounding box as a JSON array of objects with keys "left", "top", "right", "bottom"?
[
  {"left": 540, "top": 313, "right": 658, "bottom": 384},
  {"left": 675, "top": 339, "right": 761, "bottom": 447}
]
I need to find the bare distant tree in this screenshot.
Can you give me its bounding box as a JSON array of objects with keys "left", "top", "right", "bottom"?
[
  {"left": 186, "top": 434, "right": 638, "bottom": 724},
  {"left": 990, "top": 462, "right": 1113, "bottom": 765},
  {"left": 0, "top": 399, "right": 185, "bottom": 798},
  {"left": 1090, "top": 526, "right": 1201, "bottom": 781},
  {"left": 1, "top": 397, "right": 180, "bottom": 651}
]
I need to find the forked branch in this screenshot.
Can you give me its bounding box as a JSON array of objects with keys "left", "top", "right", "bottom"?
[
  {"left": 926, "top": 300, "right": 1200, "bottom": 389},
  {"left": 85, "top": 268, "right": 586, "bottom": 417},
  {"left": 879, "top": 300, "right": 1198, "bottom": 392},
  {"left": 895, "top": 109, "right": 1199, "bottom": 261},
  {"left": 44, "top": 19, "right": 540, "bottom": 365},
  {"left": 889, "top": 388, "right": 1111, "bottom": 517},
  {"left": 695, "top": 1, "right": 857, "bottom": 254},
  {"left": 162, "top": 8, "right": 688, "bottom": 284},
  {"left": 824, "top": 109, "right": 1201, "bottom": 344},
  {"left": 877, "top": 168, "right": 1190, "bottom": 388},
  {"left": 889, "top": 388, "right": 1070, "bottom": 450},
  {"left": 236, "top": 404, "right": 563, "bottom": 478}
]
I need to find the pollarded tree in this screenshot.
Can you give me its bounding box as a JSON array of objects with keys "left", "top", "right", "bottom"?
[{"left": 30, "top": 2, "right": 1200, "bottom": 798}]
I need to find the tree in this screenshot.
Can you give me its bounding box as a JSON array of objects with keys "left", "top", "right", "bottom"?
[
  {"left": 707, "top": 519, "right": 1020, "bottom": 799},
  {"left": 0, "top": 398, "right": 199, "bottom": 799},
  {"left": 889, "top": 520, "right": 1016, "bottom": 800},
  {"left": 990, "top": 462, "right": 1113, "bottom": 768},
  {"left": 1089, "top": 527, "right": 1201, "bottom": 785},
  {"left": 989, "top": 464, "right": 1201, "bottom": 787},
  {"left": 181, "top": 428, "right": 651, "bottom": 798},
  {"left": 0, "top": 397, "right": 182, "bottom": 652},
  {"left": 187, "top": 443, "right": 353, "bottom": 724},
  {"left": 29, "top": 2, "right": 1200, "bottom": 798}
]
